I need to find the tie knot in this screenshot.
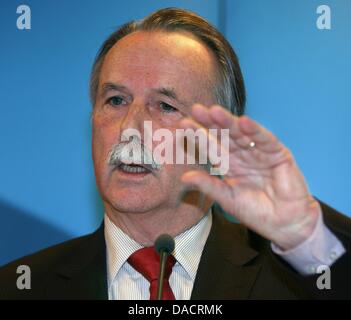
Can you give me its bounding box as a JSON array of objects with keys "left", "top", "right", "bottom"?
[{"left": 128, "top": 247, "right": 176, "bottom": 282}]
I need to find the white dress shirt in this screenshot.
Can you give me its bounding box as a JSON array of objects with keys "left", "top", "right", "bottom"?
[
  {"left": 105, "top": 211, "right": 212, "bottom": 300},
  {"left": 104, "top": 208, "right": 345, "bottom": 300}
]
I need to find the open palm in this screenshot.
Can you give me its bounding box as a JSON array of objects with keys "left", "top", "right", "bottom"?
[{"left": 180, "top": 104, "right": 320, "bottom": 250}]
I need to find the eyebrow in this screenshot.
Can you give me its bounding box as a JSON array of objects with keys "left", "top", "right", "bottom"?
[
  {"left": 100, "top": 82, "right": 186, "bottom": 106},
  {"left": 152, "top": 87, "right": 178, "bottom": 101},
  {"left": 153, "top": 87, "right": 187, "bottom": 108},
  {"left": 100, "top": 82, "right": 129, "bottom": 98}
]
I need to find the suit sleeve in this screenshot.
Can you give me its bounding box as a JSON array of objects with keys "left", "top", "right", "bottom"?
[{"left": 270, "top": 200, "right": 351, "bottom": 299}]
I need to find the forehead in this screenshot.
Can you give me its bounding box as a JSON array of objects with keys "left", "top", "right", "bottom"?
[{"left": 99, "top": 30, "right": 217, "bottom": 104}]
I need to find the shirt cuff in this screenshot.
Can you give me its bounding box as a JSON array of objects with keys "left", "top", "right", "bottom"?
[{"left": 271, "top": 208, "right": 346, "bottom": 275}]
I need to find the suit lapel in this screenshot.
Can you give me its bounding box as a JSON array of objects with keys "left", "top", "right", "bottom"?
[
  {"left": 191, "top": 210, "right": 261, "bottom": 299},
  {"left": 52, "top": 225, "right": 108, "bottom": 300}
]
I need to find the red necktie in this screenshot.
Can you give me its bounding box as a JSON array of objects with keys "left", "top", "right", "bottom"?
[{"left": 127, "top": 247, "right": 176, "bottom": 300}]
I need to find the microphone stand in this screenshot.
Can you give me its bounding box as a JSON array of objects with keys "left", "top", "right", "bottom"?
[
  {"left": 155, "top": 234, "right": 175, "bottom": 300},
  {"left": 156, "top": 250, "right": 168, "bottom": 300}
]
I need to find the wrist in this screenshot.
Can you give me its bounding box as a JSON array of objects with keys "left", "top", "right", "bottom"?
[{"left": 273, "top": 198, "right": 321, "bottom": 251}]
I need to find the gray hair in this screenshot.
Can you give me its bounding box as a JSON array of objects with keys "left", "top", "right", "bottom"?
[{"left": 89, "top": 7, "right": 246, "bottom": 116}]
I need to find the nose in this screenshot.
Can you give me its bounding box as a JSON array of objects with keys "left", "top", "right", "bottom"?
[{"left": 119, "top": 100, "right": 149, "bottom": 140}]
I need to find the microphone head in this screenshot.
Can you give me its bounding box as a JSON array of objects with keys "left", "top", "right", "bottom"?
[{"left": 155, "top": 234, "right": 175, "bottom": 255}]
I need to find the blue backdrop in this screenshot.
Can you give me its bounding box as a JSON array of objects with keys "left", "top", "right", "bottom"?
[{"left": 1, "top": 0, "right": 350, "bottom": 265}]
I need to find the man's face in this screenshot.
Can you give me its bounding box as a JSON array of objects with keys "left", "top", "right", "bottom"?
[{"left": 92, "top": 30, "right": 217, "bottom": 214}]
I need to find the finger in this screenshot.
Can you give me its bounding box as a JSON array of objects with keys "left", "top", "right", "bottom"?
[
  {"left": 192, "top": 104, "right": 243, "bottom": 151},
  {"left": 182, "top": 106, "right": 288, "bottom": 171},
  {"left": 190, "top": 104, "right": 213, "bottom": 127},
  {"left": 238, "top": 116, "right": 281, "bottom": 153},
  {"left": 180, "top": 116, "right": 277, "bottom": 172},
  {"left": 190, "top": 104, "right": 229, "bottom": 144},
  {"left": 179, "top": 117, "right": 230, "bottom": 171},
  {"left": 207, "top": 105, "right": 255, "bottom": 151},
  {"left": 208, "top": 106, "right": 282, "bottom": 154},
  {"left": 207, "top": 105, "right": 241, "bottom": 139},
  {"left": 181, "top": 171, "right": 234, "bottom": 211}
]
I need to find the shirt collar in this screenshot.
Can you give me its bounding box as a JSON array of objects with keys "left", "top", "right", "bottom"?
[{"left": 104, "top": 210, "right": 212, "bottom": 286}]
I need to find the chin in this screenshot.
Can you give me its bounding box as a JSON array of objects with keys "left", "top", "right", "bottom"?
[{"left": 105, "top": 189, "right": 164, "bottom": 214}]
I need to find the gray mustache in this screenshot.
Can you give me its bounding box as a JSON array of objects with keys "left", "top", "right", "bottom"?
[{"left": 108, "top": 135, "right": 161, "bottom": 171}]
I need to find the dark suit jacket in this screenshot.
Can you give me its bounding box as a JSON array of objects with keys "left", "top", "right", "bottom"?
[{"left": 1, "top": 201, "right": 351, "bottom": 299}]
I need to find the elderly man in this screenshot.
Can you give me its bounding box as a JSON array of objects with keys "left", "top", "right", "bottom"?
[{"left": 1, "top": 8, "right": 350, "bottom": 300}]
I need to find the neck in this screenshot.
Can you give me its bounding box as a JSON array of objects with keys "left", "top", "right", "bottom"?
[{"left": 104, "top": 194, "right": 212, "bottom": 246}]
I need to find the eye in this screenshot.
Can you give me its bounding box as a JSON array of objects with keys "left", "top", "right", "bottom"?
[
  {"left": 160, "top": 102, "right": 177, "bottom": 113},
  {"left": 106, "top": 96, "right": 126, "bottom": 107}
]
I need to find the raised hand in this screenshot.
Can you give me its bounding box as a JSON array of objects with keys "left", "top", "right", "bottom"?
[{"left": 179, "top": 104, "right": 321, "bottom": 250}]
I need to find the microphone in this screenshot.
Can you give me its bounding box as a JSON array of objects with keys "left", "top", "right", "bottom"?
[{"left": 154, "top": 234, "right": 175, "bottom": 300}]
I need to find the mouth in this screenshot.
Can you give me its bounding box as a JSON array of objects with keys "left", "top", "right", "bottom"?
[{"left": 115, "top": 161, "right": 155, "bottom": 175}]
